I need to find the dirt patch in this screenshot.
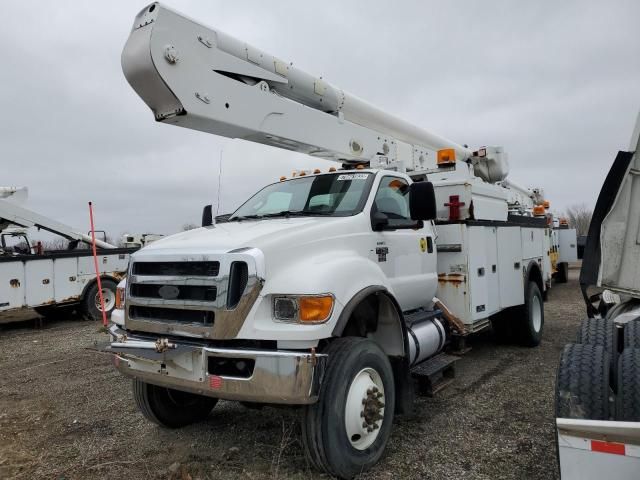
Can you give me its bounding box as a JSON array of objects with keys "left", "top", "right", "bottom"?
[{"left": 0, "top": 268, "right": 584, "bottom": 479}]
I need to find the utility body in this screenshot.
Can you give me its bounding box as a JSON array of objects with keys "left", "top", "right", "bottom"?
[{"left": 106, "top": 4, "right": 574, "bottom": 477}]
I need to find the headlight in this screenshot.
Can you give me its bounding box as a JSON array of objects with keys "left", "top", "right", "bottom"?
[
  {"left": 115, "top": 285, "right": 126, "bottom": 310},
  {"left": 273, "top": 294, "right": 334, "bottom": 324}
]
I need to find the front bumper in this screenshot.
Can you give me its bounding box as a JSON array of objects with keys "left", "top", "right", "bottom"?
[{"left": 104, "top": 326, "right": 326, "bottom": 404}]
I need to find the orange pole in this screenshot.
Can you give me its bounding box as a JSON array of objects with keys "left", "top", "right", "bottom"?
[{"left": 88, "top": 202, "right": 108, "bottom": 326}]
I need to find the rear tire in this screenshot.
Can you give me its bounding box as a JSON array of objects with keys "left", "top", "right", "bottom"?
[
  {"left": 518, "top": 281, "right": 544, "bottom": 347},
  {"left": 576, "top": 317, "right": 618, "bottom": 387},
  {"left": 82, "top": 279, "right": 117, "bottom": 321},
  {"left": 301, "top": 337, "right": 395, "bottom": 479},
  {"left": 624, "top": 319, "right": 640, "bottom": 349},
  {"left": 132, "top": 379, "right": 218, "bottom": 428},
  {"left": 555, "top": 343, "right": 610, "bottom": 420},
  {"left": 616, "top": 348, "right": 640, "bottom": 421},
  {"left": 556, "top": 262, "right": 569, "bottom": 284}
]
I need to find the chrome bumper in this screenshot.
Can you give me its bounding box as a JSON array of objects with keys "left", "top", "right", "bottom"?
[{"left": 105, "top": 326, "right": 326, "bottom": 405}]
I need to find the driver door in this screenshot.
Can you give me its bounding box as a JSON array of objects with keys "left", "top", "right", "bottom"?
[{"left": 370, "top": 176, "right": 436, "bottom": 310}]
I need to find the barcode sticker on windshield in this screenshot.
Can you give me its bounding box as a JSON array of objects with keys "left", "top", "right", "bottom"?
[{"left": 337, "top": 173, "right": 369, "bottom": 181}]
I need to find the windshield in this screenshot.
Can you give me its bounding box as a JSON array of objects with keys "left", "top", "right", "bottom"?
[{"left": 230, "top": 172, "right": 374, "bottom": 220}]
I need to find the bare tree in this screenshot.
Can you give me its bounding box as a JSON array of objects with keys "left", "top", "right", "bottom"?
[
  {"left": 182, "top": 223, "right": 199, "bottom": 231},
  {"left": 565, "top": 203, "right": 593, "bottom": 236}
]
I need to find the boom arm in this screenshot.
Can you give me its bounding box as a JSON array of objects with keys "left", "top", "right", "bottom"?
[
  {"left": 123, "top": 3, "right": 507, "bottom": 181},
  {"left": 0, "top": 195, "right": 115, "bottom": 249}
]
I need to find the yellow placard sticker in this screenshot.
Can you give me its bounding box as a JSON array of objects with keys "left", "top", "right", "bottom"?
[{"left": 419, "top": 237, "right": 427, "bottom": 253}]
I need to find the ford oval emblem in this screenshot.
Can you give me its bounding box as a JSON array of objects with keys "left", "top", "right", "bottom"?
[{"left": 158, "top": 285, "right": 180, "bottom": 300}]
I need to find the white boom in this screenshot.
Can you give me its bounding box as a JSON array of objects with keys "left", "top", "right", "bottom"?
[
  {"left": 122, "top": 3, "right": 509, "bottom": 183},
  {"left": 0, "top": 188, "right": 115, "bottom": 249}
]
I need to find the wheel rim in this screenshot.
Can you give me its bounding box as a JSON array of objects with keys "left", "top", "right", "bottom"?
[
  {"left": 344, "top": 367, "right": 385, "bottom": 450},
  {"left": 531, "top": 295, "right": 542, "bottom": 332},
  {"left": 95, "top": 288, "right": 116, "bottom": 312}
]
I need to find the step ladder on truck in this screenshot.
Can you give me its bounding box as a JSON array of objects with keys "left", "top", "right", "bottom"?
[
  {"left": 103, "top": 4, "right": 574, "bottom": 477},
  {"left": 555, "top": 111, "right": 640, "bottom": 479}
]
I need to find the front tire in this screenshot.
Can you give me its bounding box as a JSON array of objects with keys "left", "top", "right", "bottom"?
[
  {"left": 302, "top": 337, "right": 395, "bottom": 479},
  {"left": 132, "top": 379, "right": 218, "bottom": 428}
]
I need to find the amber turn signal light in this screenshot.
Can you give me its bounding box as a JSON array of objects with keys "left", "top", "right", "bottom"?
[{"left": 299, "top": 295, "right": 334, "bottom": 323}]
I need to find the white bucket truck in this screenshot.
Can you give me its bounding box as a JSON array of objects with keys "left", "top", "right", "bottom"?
[{"left": 105, "top": 4, "right": 568, "bottom": 477}]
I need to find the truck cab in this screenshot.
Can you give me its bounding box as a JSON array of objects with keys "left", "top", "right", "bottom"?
[{"left": 0, "top": 227, "right": 33, "bottom": 256}]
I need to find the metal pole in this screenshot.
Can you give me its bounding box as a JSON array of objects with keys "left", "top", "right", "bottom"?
[{"left": 88, "top": 202, "right": 108, "bottom": 327}]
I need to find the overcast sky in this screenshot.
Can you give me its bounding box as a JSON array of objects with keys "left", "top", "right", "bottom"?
[{"left": 2, "top": 0, "right": 639, "bottom": 241}]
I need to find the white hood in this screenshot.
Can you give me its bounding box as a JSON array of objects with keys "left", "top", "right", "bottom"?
[{"left": 138, "top": 216, "right": 354, "bottom": 255}]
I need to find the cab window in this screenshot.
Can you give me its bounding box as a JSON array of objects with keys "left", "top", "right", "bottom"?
[{"left": 372, "top": 176, "right": 418, "bottom": 228}]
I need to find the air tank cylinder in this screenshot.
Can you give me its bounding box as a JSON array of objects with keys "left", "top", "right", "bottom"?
[{"left": 407, "top": 317, "right": 447, "bottom": 366}]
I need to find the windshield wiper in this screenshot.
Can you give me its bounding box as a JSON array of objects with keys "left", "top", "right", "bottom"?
[
  {"left": 261, "top": 210, "right": 335, "bottom": 218},
  {"left": 228, "top": 214, "right": 264, "bottom": 222},
  {"left": 230, "top": 210, "right": 335, "bottom": 221}
]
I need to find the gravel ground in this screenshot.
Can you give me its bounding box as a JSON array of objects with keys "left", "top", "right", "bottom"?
[{"left": 0, "top": 266, "right": 584, "bottom": 480}]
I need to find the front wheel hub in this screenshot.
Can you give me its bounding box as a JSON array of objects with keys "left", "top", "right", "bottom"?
[{"left": 345, "top": 368, "right": 385, "bottom": 450}]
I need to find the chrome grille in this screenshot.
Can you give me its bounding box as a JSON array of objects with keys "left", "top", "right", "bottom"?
[
  {"left": 132, "top": 261, "right": 219, "bottom": 277},
  {"left": 126, "top": 254, "right": 262, "bottom": 339}
]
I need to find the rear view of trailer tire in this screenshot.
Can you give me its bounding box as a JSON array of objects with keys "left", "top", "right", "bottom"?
[
  {"left": 616, "top": 348, "right": 640, "bottom": 421},
  {"left": 301, "top": 337, "right": 395, "bottom": 479},
  {"left": 624, "top": 319, "right": 640, "bottom": 349},
  {"left": 556, "top": 343, "right": 610, "bottom": 420},
  {"left": 575, "top": 317, "right": 618, "bottom": 384},
  {"left": 132, "top": 379, "right": 218, "bottom": 428}
]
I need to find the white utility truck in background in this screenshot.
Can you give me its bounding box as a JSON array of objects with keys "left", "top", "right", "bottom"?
[
  {"left": 555, "top": 111, "right": 640, "bottom": 478},
  {"left": 104, "top": 4, "right": 573, "bottom": 477},
  {"left": 0, "top": 187, "right": 136, "bottom": 322}
]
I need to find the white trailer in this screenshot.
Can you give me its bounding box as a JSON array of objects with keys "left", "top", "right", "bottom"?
[
  {"left": 101, "top": 4, "right": 570, "bottom": 477},
  {"left": 0, "top": 189, "right": 134, "bottom": 322},
  {"left": 555, "top": 111, "right": 640, "bottom": 478}
]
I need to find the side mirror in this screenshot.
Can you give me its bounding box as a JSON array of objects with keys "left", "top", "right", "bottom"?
[
  {"left": 409, "top": 182, "right": 437, "bottom": 221},
  {"left": 201, "top": 205, "right": 213, "bottom": 227},
  {"left": 371, "top": 211, "right": 389, "bottom": 231}
]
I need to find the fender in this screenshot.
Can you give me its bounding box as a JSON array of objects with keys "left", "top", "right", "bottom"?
[
  {"left": 80, "top": 274, "right": 121, "bottom": 300},
  {"left": 332, "top": 285, "right": 408, "bottom": 358},
  {"left": 524, "top": 260, "right": 543, "bottom": 294}
]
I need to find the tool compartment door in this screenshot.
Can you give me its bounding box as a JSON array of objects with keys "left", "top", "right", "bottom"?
[
  {"left": 52, "top": 257, "right": 80, "bottom": 303},
  {"left": 497, "top": 227, "right": 524, "bottom": 309},
  {"left": 559, "top": 228, "right": 578, "bottom": 263},
  {"left": 0, "top": 261, "right": 26, "bottom": 311},
  {"left": 24, "top": 258, "right": 54, "bottom": 306}
]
